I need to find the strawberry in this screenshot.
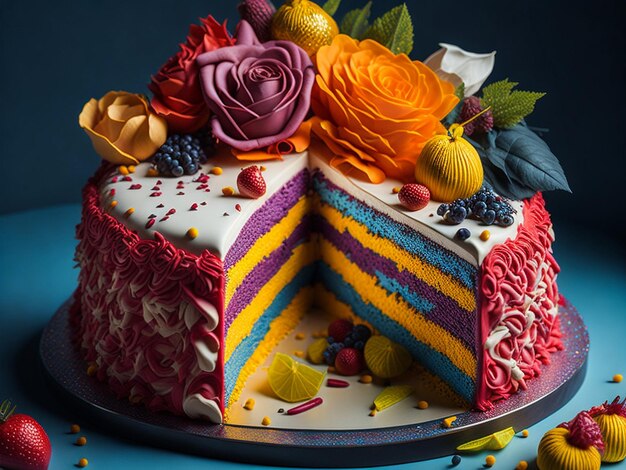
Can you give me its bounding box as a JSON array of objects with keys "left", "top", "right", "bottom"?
[
  {"left": 327, "top": 319, "right": 353, "bottom": 343},
  {"left": 0, "top": 400, "right": 51, "bottom": 470},
  {"left": 398, "top": 184, "right": 430, "bottom": 211},
  {"left": 334, "top": 347, "right": 364, "bottom": 376},
  {"left": 237, "top": 166, "right": 266, "bottom": 199}
]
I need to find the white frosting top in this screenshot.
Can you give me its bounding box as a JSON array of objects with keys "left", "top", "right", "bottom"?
[{"left": 101, "top": 144, "right": 523, "bottom": 264}]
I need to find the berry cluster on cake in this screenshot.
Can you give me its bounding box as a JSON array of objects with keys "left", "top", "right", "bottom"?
[{"left": 74, "top": 0, "right": 570, "bottom": 424}]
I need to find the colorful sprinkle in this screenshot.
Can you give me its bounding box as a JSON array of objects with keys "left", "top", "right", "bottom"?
[
  {"left": 186, "top": 227, "right": 199, "bottom": 240},
  {"left": 392, "top": 186, "right": 401, "bottom": 194},
  {"left": 109, "top": 189, "right": 116, "bottom": 197},
  {"left": 118, "top": 165, "right": 129, "bottom": 175},
  {"left": 293, "top": 350, "right": 305, "bottom": 358},
  {"left": 75, "top": 436, "right": 87, "bottom": 446},
  {"left": 295, "top": 332, "right": 306, "bottom": 340},
  {"left": 443, "top": 416, "right": 457, "bottom": 428},
  {"left": 145, "top": 219, "right": 155, "bottom": 229},
  {"left": 243, "top": 398, "right": 255, "bottom": 410},
  {"left": 190, "top": 203, "right": 198, "bottom": 211},
  {"left": 195, "top": 174, "right": 209, "bottom": 183},
  {"left": 222, "top": 186, "right": 235, "bottom": 196},
  {"left": 151, "top": 185, "right": 160, "bottom": 191},
  {"left": 148, "top": 214, "right": 156, "bottom": 219},
  {"left": 111, "top": 176, "right": 118, "bottom": 183},
  {"left": 359, "top": 374, "right": 373, "bottom": 384},
  {"left": 515, "top": 461, "right": 528, "bottom": 470},
  {"left": 86, "top": 364, "right": 97, "bottom": 376},
  {"left": 485, "top": 455, "right": 496, "bottom": 467},
  {"left": 166, "top": 208, "right": 176, "bottom": 215},
  {"left": 327, "top": 379, "right": 349, "bottom": 388},
  {"left": 201, "top": 202, "right": 207, "bottom": 206},
  {"left": 451, "top": 454, "right": 461, "bottom": 466},
  {"left": 156, "top": 180, "right": 163, "bottom": 185},
  {"left": 223, "top": 212, "right": 230, "bottom": 216},
  {"left": 417, "top": 400, "right": 429, "bottom": 409},
  {"left": 156, "top": 203, "right": 164, "bottom": 208},
  {"left": 150, "top": 192, "right": 162, "bottom": 197},
  {"left": 147, "top": 168, "right": 159, "bottom": 177},
  {"left": 211, "top": 166, "right": 223, "bottom": 175},
  {"left": 613, "top": 374, "right": 623, "bottom": 383},
  {"left": 369, "top": 409, "right": 377, "bottom": 417},
  {"left": 124, "top": 208, "right": 135, "bottom": 217},
  {"left": 261, "top": 416, "right": 271, "bottom": 426},
  {"left": 77, "top": 458, "right": 88, "bottom": 468},
  {"left": 235, "top": 204, "right": 242, "bottom": 212},
  {"left": 109, "top": 200, "right": 118, "bottom": 209},
  {"left": 177, "top": 192, "right": 185, "bottom": 195},
  {"left": 196, "top": 184, "right": 208, "bottom": 190},
  {"left": 127, "top": 165, "right": 136, "bottom": 173},
  {"left": 480, "top": 230, "right": 491, "bottom": 241},
  {"left": 277, "top": 408, "right": 284, "bottom": 414},
  {"left": 260, "top": 165, "right": 267, "bottom": 172},
  {"left": 129, "top": 184, "right": 142, "bottom": 190},
  {"left": 521, "top": 429, "right": 529, "bottom": 437},
  {"left": 70, "top": 424, "right": 81, "bottom": 434},
  {"left": 122, "top": 176, "right": 132, "bottom": 182},
  {"left": 286, "top": 397, "right": 323, "bottom": 415}
]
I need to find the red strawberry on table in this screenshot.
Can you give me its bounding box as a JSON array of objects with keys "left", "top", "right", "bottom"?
[
  {"left": 334, "top": 347, "right": 365, "bottom": 376},
  {"left": 398, "top": 184, "right": 430, "bottom": 211},
  {"left": 237, "top": 166, "right": 267, "bottom": 199},
  {"left": 0, "top": 400, "right": 51, "bottom": 470}
]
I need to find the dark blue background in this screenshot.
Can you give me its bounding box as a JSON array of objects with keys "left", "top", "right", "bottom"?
[{"left": 2, "top": 0, "right": 624, "bottom": 239}]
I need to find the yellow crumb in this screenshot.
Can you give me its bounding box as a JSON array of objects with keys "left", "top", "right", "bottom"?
[
  {"left": 146, "top": 168, "right": 159, "bottom": 177},
  {"left": 87, "top": 364, "right": 97, "bottom": 376},
  {"left": 124, "top": 208, "right": 135, "bottom": 217},
  {"left": 127, "top": 165, "right": 136, "bottom": 173},
  {"left": 243, "top": 398, "right": 255, "bottom": 410},
  {"left": 443, "top": 416, "right": 457, "bottom": 428},
  {"left": 77, "top": 458, "right": 88, "bottom": 468},
  {"left": 211, "top": 167, "right": 223, "bottom": 175},
  {"left": 312, "top": 329, "right": 327, "bottom": 338},
  {"left": 186, "top": 227, "right": 199, "bottom": 240},
  {"left": 521, "top": 429, "right": 529, "bottom": 437},
  {"left": 485, "top": 455, "right": 496, "bottom": 467},
  {"left": 359, "top": 374, "right": 373, "bottom": 384},
  {"left": 327, "top": 366, "right": 336, "bottom": 373},
  {"left": 70, "top": 424, "right": 80, "bottom": 434},
  {"left": 369, "top": 409, "right": 377, "bottom": 417},
  {"left": 417, "top": 400, "right": 429, "bottom": 409},
  {"left": 222, "top": 186, "right": 235, "bottom": 196},
  {"left": 109, "top": 200, "right": 118, "bottom": 209},
  {"left": 614, "top": 373, "right": 623, "bottom": 383},
  {"left": 118, "top": 165, "right": 129, "bottom": 175},
  {"left": 480, "top": 230, "right": 491, "bottom": 241},
  {"left": 515, "top": 461, "right": 528, "bottom": 470},
  {"left": 392, "top": 186, "right": 401, "bottom": 194},
  {"left": 295, "top": 332, "right": 306, "bottom": 340},
  {"left": 260, "top": 165, "right": 267, "bottom": 172},
  {"left": 76, "top": 436, "right": 87, "bottom": 446},
  {"left": 261, "top": 416, "right": 271, "bottom": 426},
  {"left": 294, "top": 350, "right": 305, "bottom": 358}
]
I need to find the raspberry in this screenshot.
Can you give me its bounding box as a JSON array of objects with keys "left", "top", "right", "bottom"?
[
  {"left": 328, "top": 319, "right": 353, "bottom": 343},
  {"left": 458, "top": 96, "right": 494, "bottom": 135},
  {"left": 398, "top": 184, "right": 430, "bottom": 211},
  {"left": 334, "top": 348, "right": 365, "bottom": 376}
]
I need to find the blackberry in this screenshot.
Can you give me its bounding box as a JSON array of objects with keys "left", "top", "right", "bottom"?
[{"left": 152, "top": 133, "right": 210, "bottom": 177}]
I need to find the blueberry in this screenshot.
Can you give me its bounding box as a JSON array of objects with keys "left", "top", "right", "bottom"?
[
  {"left": 451, "top": 454, "right": 461, "bottom": 466},
  {"left": 483, "top": 210, "right": 496, "bottom": 225},
  {"left": 500, "top": 214, "right": 514, "bottom": 226},
  {"left": 353, "top": 324, "right": 372, "bottom": 341},
  {"left": 437, "top": 204, "right": 449, "bottom": 216},
  {"left": 474, "top": 201, "right": 487, "bottom": 217},
  {"left": 172, "top": 166, "right": 184, "bottom": 177},
  {"left": 456, "top": 228, "right": 471, "bottom": 240}
]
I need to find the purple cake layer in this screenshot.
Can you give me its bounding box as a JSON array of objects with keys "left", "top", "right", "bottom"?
[
  {"left": 314, "top": 213, "right": 478, "bottom": 353},
  {"left": 223, "top": 169, "right": 310, "bottom": 267},
  {"left": 224, "top": 216, "right": 312, "bottom": 331}
]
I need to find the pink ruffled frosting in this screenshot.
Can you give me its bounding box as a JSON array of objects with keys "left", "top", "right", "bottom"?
[
  {"left": 476, "top": 193, "right": 563, "bottom": 410},
  {"left": 71, "top": 164, "right": 225, "bottom": 421}
]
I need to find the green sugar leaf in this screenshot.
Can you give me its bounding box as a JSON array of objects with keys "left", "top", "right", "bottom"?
[
  {"left": 481, "top": 79, "right": 546, "bottom": 128},
  {"left": 467, "top": 123, "right": 571, "bottom": 200},
  {"left": 322, "top": 0, "right": 341, "bottom": 17},
  {"left": 455, "top": 82, "right": 466, "bottom": 100},
  {"left": 340, "top": 1, "right": 372, "bottom": 39},
  {"left": 363, "top": 3, "right": 413, "bottom": 55}
]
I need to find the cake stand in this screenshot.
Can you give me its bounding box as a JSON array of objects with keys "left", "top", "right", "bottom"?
[{"left": 40, "top": 298, "right": 588, "bottom": 467}]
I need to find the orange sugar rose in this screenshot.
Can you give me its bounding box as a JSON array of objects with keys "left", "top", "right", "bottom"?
[{"left": 311, "top": 35, "right": 459, "bottom": 183}]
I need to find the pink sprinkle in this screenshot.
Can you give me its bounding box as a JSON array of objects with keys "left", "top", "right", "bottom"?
[
  {"left": 286, "top": 398, "right": 323, "bottom": 415},
  {"left": 201, "top": 202, "right": 207, "bottom": 206},
  {"left": 177, "top": 192, "right": 185, "bottom": 195},
  {"left": 151, "top": 186, "right": 160, "bottom": 191},
  {"left": 195, "top": 174, "right": 209, "bottom": 183},
  {"left": 150, "top": 192, "right": 162, "bottom": 197},
  {"left": 159, "top": 216, "right": 169, "bottom": 222},
  {"left": 109, "top": 189, "right": 116, "bottom": 197},
  {"left": 129, "top": 184, "right": 142, "bottom": 190},
  {"left": 122, "top": 176, "right": 132, "bottom": 182},
  {"left": 166, "top": 208, "right": 176, "bottom": 215},
  {"left": 205, "top": 189, "right": 211, "bottom": 192},
  {"left": 327, "top": 379, "right": 349, "bottom": 388},
  {"left": 190, "top": 203, "right": 198, "bottom": 211},
  {"left": 235, "top": 204, "right": 241, "bottom": 212},
  {"left": 156, "top": 180, "right": 162, "bottom": 185},
  {"left": 111, "top": 176, "right": 119, "bottom": 183},
  {"left": 145, "top": 219, "right": 155, "bottom": 229},
  {"left": 148, "top": 214, "right": 156, "bottom": 219},
  {"left": 196, "top": 184, "right": 208, "bottom": 190},
  {"left": 156, "top": 204, "right": 164, "bottom": 208}
]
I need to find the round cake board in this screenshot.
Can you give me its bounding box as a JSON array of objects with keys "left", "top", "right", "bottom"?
[{"left": 40, "top": 299, "right": 588, "bottom": 467}]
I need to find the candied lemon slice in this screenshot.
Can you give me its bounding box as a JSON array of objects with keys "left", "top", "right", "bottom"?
[
  {"left": 307, "top": 338, "right": 328, "bottom": 365},
  {"left": 373, "top": 385, "right": 414, "bottom": 411},
  {"left": 268, "top": 353, "right": 325, "bottom": 403},
  {"left": 456, "top": 427, "right": 516, "bottom": 451},
  {"left": 364, "top": 336, "right": 412, "bottom": 378}
]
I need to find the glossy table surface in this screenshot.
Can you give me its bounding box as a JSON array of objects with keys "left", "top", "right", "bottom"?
[{"left": 1, "top": 204, "right": 625, "bottom": 470}]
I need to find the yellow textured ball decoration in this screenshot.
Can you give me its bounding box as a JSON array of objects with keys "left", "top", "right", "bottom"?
[
  {"left": 594, "top": 412, "right": 626, "bottom": 462},
  {"left": 537, "top": 427, "right": 601, "bottom": 470},
  {"left": 270, "top": 0, "right": 339, "bottom": 56},
  {"left": 414, "top": 123, "right": 483, "bottom": 203}
]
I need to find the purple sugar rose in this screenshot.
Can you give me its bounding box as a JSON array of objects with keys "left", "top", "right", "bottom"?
[{"left": 197, "top": 21, "right": 315, "bottom": 151}]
